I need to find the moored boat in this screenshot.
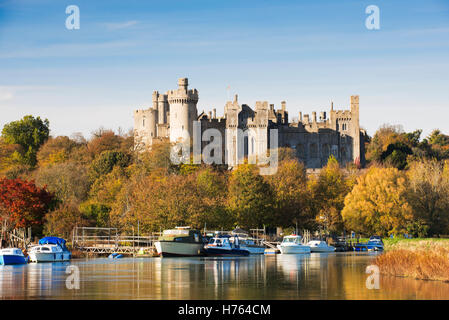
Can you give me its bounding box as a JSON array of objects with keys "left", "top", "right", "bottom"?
[
  {"left": 0, "top": 248, "right": 28, "bottom": 265},
  {"left": 204, "top": 234, "right": 250, "bottom": 256},
  {"left": 229, "top": 233, "right": 265, "bottom": 254},
  {"left": 353, "top": 236, "right": 384, "bottom": 251},
  {"left": 306, "top": 240, "right": 336, "bottom": 253},
  {"left": 155, "top": 227, "right": 204, "bottom": 257},
  {"left": 28, "top": 237, "right": 71, "bottom": 262},
  {"left": 277, "top": 235, "right": 311, "bottom": 254}
]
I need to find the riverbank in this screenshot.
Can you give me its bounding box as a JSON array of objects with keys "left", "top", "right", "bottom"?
[{"left": 374, "top": 239, "right": 449, "bottom": 282}]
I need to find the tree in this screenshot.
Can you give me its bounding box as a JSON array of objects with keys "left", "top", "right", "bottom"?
[
  {"left": 89, "top": 150, "right": 131, "bottom": 181},
  {"left": 44, "top": 203, "right": 89, "bottom": 238},
  {"left": 34, "top": 162, "right": 90, "bottom": 204},
  {"left": 36, "top": 136, "right": 80, "bottom": 167},
  {"left": 227, "top": 164, "right": 273, "bottom": 229},
  {"left": 308, "top": 155, "right": 352, "bottom": 234},
  {"left": 0, "top": 178, "right": 54, "bottom": 233},
  {"left": 406, "top": 160, "right": 449, "bottom": 236},
  {"left": 265, "top": 159, "right": 311, "bottom": 229},
  {"left": 1, "top": 115, "right": 50, "bottom": 166},
  {"left": 87, "top": 129, "right": 124, "bottom": 158},
  {"left": 342, "top": 167, "right": 413, "bottom": 236}
]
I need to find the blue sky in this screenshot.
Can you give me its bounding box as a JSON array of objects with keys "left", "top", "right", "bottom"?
[{"left": 0, "top": 0, "right": 448, "bottom": 139}]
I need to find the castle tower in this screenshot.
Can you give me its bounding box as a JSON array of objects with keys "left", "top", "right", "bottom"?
[
  {"left": 350, "top": 95, "right": 361, "bottom": 163},
  {"left": 168, "top": 78, "right": 199, "bottom": 143},
  {"left": 134, "top": 107, "right": 157, "bottom": 150},
  {"left": 157, "top": 93, "right": 168, "bottom": 125}
]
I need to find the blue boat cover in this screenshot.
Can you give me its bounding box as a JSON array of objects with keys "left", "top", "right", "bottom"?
[{"left": 39, "top": 236, "right": 66, "bottom": 246}]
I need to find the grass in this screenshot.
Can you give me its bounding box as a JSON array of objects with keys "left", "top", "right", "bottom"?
[{"left": 374, "top": 238, "right": 449, "bottom": 282}]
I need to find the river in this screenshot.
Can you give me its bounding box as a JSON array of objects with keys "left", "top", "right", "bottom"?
[{"left": 1, "top": 252, "right": 449, "bottom": 299}]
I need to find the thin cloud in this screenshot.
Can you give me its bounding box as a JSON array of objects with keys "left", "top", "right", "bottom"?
[{"left": 103, "top": 20, "right": 139, "bottom": 31}]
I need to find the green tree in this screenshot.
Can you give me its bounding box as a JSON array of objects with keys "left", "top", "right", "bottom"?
[
  {"left": 90, "top": 150, "right": 131, "bottom": 181},
  {"left": 227, "top": 164, "right": 273, "bottom": 229},
  {"left": 1, "top": 115, "right": 50, "bottom": 166}
]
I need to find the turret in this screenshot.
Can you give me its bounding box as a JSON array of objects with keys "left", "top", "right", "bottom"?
[{"left": 168, "top": 77, "right": 199, "bottom": 143}]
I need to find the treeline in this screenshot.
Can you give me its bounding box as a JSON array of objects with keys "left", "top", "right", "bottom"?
[{"left": 1, "top": 116, "right": 449, "bottom": 239}]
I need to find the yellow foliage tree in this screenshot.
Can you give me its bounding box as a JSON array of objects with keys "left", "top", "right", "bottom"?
[{"left": 342, "top": 167, "right": 413, "bottom": 236}]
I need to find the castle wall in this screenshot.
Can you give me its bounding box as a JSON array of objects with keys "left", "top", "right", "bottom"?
[{"left": 133, "top": 79, "right": 365, "bottom": 169}]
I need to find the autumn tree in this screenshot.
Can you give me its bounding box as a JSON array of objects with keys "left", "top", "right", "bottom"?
[
  {"left": 44, "top": 203, "right": 89, "bottom": 239},
  {"left": 265, "top": 159, "right": 311, "bottom": 229},
  {"left": 1, "top": 115, "right": 50, "bottom": 166},
  {"left": 34, "top": 162, "right": 90, "bottom": 204},
  {"left": 342, "top": 167, "right": 413, "bottom": 236},
  {"left": 0, "top": 178, "right": 54, "bottom": 234},
  {"left": 87, "top": 129, "right": 126, "bottom": 158},
  {"left": 36, "top": 136, "right": 80, "bottom": 167},
  {"left": 227, "top": 164, "right": 273, "bottom": 229},
  {"left": 406, "top": 159, "right": 449, "bottom": 236},
  {"left": 308, "top": 156, "right": 352, "bottom": 234}
]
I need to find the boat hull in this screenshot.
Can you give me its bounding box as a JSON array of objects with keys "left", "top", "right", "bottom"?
[
  {"left": 241, "top": 245, "right": 265, "bottom": 254},
  {"left": 29, "top": 252, "right": 71, "bottom": 263},
  {"left": 277, "top": 244, "right": 311, "bottom": 254},
  {"left": 204, "top": 247, "right": 250, "bottom": 257},
  {"left": 0, "top": 255, "right": 27, "bottom": 265},
  {"left": 309, "top": 246, "right": 336, "bottom": 253},
  {"left": 155, "top": 241, "right": 204, "bottom": 257}
]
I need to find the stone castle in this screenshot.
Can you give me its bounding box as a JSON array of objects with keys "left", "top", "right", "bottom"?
[{"left": 134, "top": 78, "right": 365, "bottom": 168}]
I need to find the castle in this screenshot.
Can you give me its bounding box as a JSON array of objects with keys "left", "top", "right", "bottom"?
[{"left": 134, "top": 78, "right": 365, "bottom": 168}]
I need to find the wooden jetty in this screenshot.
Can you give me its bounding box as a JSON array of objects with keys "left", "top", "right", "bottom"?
[{"left": 72, "top": 227, "right": 158, "bottom": 255}]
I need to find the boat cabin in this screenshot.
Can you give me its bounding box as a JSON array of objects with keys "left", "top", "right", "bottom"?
[
  {"left": 282, "top": 235, "right": 302, "bottom": 244},
  {"left": 158, "top": 227, "right": 202, "bottom": 243}
]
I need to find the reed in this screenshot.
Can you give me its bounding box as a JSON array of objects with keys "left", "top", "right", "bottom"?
[{"left": 375, "top": 239, "right": 449, "bottom": 282}]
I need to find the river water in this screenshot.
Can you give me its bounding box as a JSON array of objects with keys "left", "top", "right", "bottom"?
[{"left": 1, "top": 252, "right": 449, "bottom": 299}]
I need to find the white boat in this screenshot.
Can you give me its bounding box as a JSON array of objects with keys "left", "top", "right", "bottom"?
[
  {"left": 28, "top": 237, "right": 71, "bottom": 263},
  {"left": 277, "top": 235, "right": 311, "bottom": 254},
  {"left": 29, "top": 244, "right": 71, "bottom": 262},
  {"left": 306, "top": 240, "right": 336, "bottom": 253},
  {"left": 155, "top": 227, "right": 204, "bottom": 257}
]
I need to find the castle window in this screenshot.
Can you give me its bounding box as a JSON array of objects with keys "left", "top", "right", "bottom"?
[{"left": 143, "top": 119, "right": 145, "bottom": 127}]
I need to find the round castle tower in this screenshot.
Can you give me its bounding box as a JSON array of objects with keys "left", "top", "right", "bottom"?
[{"left": 168, "top": 78, "right": 199, "bottom": 143}]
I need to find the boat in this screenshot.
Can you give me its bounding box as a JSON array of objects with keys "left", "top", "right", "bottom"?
[
  {"left": 28, "top": 237, "right": 72, "bottom": 262},
  {"left": 108, "top": 253, "right": 123, "bottom": 259},
  {"left": 229, "top": 232, "right": 265, "bottom": 254},
  {"left": 155, "top": 227, "right": 204, "bottom": 257},
  {"left": 306, "top": 240, "right": 336, "bottom": 253},
  {"left": 204, "top": 234, "right": 250, "bottom": 256},
  {"left": 353, "top": 236, "right": 384, "bottom": 251},
  {"left": 277, "top": 235, "right": 311, "bottom": 254},
  {"left": 0, "top": 248, "right": 28, "bottom": 265}
]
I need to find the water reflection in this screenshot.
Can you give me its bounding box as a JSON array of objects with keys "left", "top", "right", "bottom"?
[{"left": 1, "top": 253, "right": 449, "bottom": 299}]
